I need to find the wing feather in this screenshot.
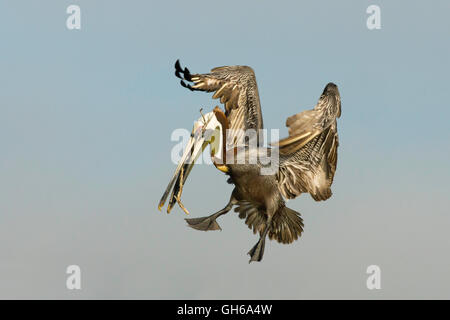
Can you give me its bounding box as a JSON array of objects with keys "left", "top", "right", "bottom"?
[
  {"left": 275, "top": 83, "right": 341, "bottom": 201},
  {"left": 175, "top": 61, "right": 264, "bottom": 147},
  {"left": 234, "top": 201, "right": 304, "bottom": 244}
]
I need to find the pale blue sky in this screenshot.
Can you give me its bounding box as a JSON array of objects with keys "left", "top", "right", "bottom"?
[{"left": 0, "top": 0, "right": 449, "bottom": 298}]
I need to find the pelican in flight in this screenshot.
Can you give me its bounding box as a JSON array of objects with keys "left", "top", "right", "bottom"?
[{"left": 159, "top": 60, "right": 341, "bottom": 262}]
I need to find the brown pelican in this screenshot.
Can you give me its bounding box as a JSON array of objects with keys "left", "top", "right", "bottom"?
[{"left": 159, "top": 60, "right": 341, "bottom": 262}]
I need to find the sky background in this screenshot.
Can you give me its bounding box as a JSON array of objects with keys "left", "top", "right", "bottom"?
[{"left": 0, "top": 0, "right": 449, "bottom": 299}]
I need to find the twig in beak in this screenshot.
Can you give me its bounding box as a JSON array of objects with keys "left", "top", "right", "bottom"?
[
  {"left": 167, "top": 183, "right": 176, "bottom": 214},
  {"left": 200, "top": 108, "right": 206, "bottom": 125},
  {"left": 167, "top": 165, "right": 183, "bottom": 213},
  {"left": 176, "top": 199, "right": 189, "bottom": 215},
  {"left": 176, "top": 166, "right": 190, "bottom": 215}
]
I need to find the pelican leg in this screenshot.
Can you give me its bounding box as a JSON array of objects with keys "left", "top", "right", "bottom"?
[
  {"left": 248, "top": 216, "right": 273, "bottom": 263},
  {"left": 185, "top": 196, "right": 237, "bottom": 231}
]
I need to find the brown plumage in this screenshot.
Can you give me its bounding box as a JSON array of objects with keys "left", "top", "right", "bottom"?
[
  {"left": 175, "top": 60, "right": 264, "bottom": 147},
  {"left": 161, "top": 61, "right": 341, "bottom": 262},
  {"left": 276, "top": 83, "right": 341, "bottom": 201}
]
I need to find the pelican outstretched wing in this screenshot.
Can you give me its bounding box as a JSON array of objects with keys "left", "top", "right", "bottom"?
[
  {"left": 175, "top": 60, "right": 263, "bottom": 146},
  {"left": 274, "top": 83, "right": 341, "bottom": 201}
]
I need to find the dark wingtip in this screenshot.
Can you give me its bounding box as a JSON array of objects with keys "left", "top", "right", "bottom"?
[
  {"left": 323, "top": 82, "right": 339, "bottom": 95},
  {"left": 175, "top": 60, "right": 195, "bottom": 91},
  {"left": 184, "top": 67, "right": 192, "bottom": 81},
  {"left": 180, "top": 80, "right": 194, "bottom": 91},
  {"left": 175, "top": 59, "right": 182, "bottom": 72}
]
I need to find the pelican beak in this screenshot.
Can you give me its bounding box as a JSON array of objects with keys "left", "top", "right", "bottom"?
[
  {"left": 214, "top": 164, "right": 229, "bottom": 173},
  {"left": 158, "top": 127, "right": 207, "bottom": 213}
]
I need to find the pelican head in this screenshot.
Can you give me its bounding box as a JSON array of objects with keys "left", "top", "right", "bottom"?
[
  {"left": 158, "top": 107, "right": 228, "bottom": 212},
  {"left": 189, "top": 110, "right": 224, "bottom": 162}
]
